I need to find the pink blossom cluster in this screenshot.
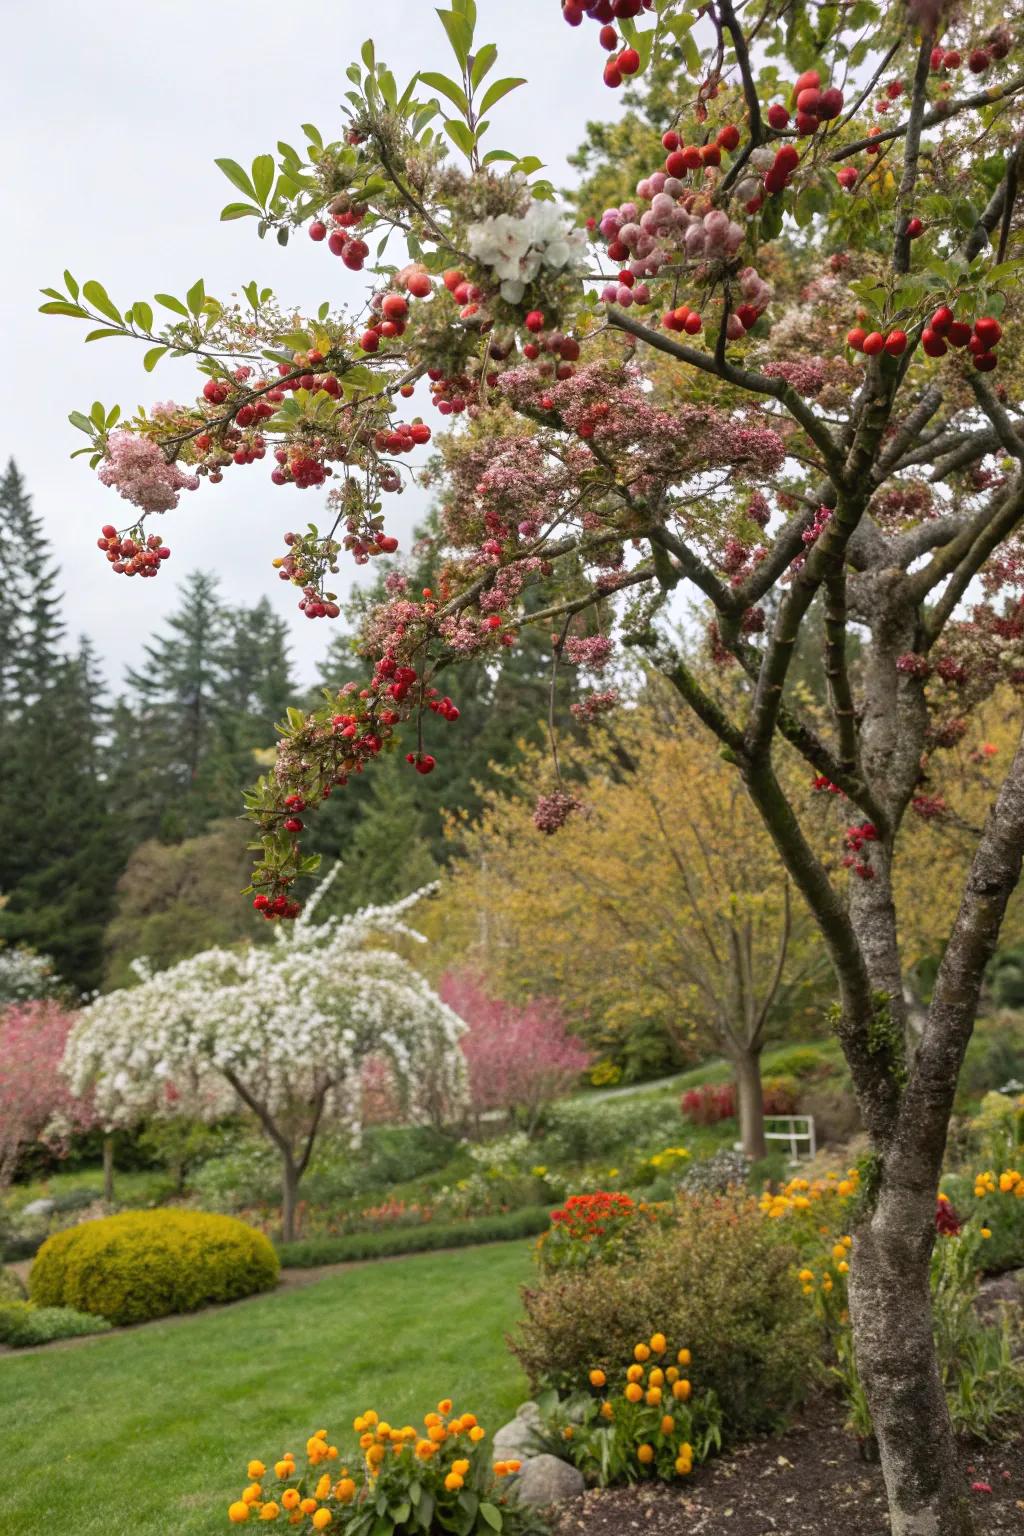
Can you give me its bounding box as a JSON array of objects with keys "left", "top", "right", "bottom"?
[
  {"left": 98, "top": 430, "right": 199, "bottom": 513},
  {"left": 762, "top": 357, "right": 828, "bottom": 396},
  {"left": 533, "top": 789, "right": 584, "bottom": 834},
  {"left": 571, "top": 688, "right": 620, "bottom": 721},
  {"left": 0, "top": 1002, "right": 96, "bottom": 1185},
  {"left": 563, "top": 634, "right": 613, "bottom": 671}
]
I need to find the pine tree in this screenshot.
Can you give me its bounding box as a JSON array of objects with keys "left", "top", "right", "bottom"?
[{"left": 0, "top": 459, "right": 65, "bottom": 717}]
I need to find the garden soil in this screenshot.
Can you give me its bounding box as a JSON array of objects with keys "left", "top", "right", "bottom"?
[{"left": 552, "top": 1397, "right": 1024, "bottom": 1535}]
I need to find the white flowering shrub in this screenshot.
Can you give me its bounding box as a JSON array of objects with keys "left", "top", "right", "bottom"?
[
  {"left": 62, "top": 887, "right": 467, "bottom": 1239},
  {"left": 466, "top": 203, "right": 589, "bottom": 304},
  {"left": 0, "top": 946, "right": 58, "bottom": 1006}
]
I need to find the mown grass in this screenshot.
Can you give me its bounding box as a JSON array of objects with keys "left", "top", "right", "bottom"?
[{"left": 0, "top": 1240, "right": 533, "bottom": 1536}]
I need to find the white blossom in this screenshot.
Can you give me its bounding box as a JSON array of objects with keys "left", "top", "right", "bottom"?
[
  {"left": 467, "top": 202, "right": 589, "bottom": 304},
  {"left": 61, "top": 889, "right": 468, "bottom": 1142}
]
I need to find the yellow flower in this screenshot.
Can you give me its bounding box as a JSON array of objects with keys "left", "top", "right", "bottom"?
[
  {"left": 634, "top": 1343, "right": 651, "bottom": 1363},
  {"left": 427, "top": 1425, "right": 447, "bottom": 1444},
  {"left": 637, "top": 1444, "right": 655, "bottom": 1465},
  {"left": 626, "top": 1364, "right": 644, "bottom": 1383},
  {"left": 259, "top": 1503, "right": 280, "bottom": 1522},
  {"left": 648, "top": 1368, "right": 665, "bottom": 1387},
  {"left": 625, "top": 1382, "right": 644, "bottom": 1404},
  {"left": 366, "top": 1445, "right": 385, "bottom": 1467},
  {"left": 589, "top": 1369, "right": 606, "bottom": 1388},
  {"left": 312, "top": 1512, "right": 332, "bottom": 1531},
  {"left": 980, "top": 1227, "right": 992, "bottom": 1239},
  {"left": 660, "top": 1415, "right": 675, "bottom": 1435},
  {"left": 802, "top": 1284, "right": 814, "bottom": 1296},
  {"left": 649, "top": 1332, "right": 667, "bottom": 1354},
  {"left": 315, "top": 1475, "right": 331, "bottom": 1500},
  {"left": 281, "top": 1491, "right": 300, "bottom": 1512},
  {"left": 242, "top": 1485, "right": 262, "bottom": 1505},
  {"left": 832, "top": 1244, "right": 846, "bottom": 1262},
  {"left": 837, "top": 1180, "right": 854, "bottom": 1197},
  {"left": 506, "top": 1459, "right": 522, "bottom": 1473},
  {"left": 299, "top": 1500, "right": 318, "bottom": 1516},
  {"left": 672, "top": 1379, "right": 691, "bottom": 1402},
  {"left": 274, "top": 1461, "right": 294, "bottom": 1481},
  {"left": 438, "top": 1399, "right": 453, "bottom": 1414},
  {"left": 445, "top": 1473, "right": 464, "bottom": 1492},
  {"left": 666, "top": 1366, "right": 679, "bottom": 1384},
  {"left": 675, "top": 1456, "right": 692, "bottom": 1476},
  {"left": 798, "top": 1269, "right": 814, "bottom": 1283},
  {"left": 335, "top": 1480, "right": 356, "bottom": 1503},
  {"left": 677, "top": 1349, "right": 691, "bottom": 1366},
  {"left": 228, "top": 1503, "right": 251, "bottom": 1524},
  {"left": 415, "top": 1441, "right": 436, "bottom": 1461},
  {"left": 469, "top": 1427, "right": 486, "bottom": 1443},
  {"left": 363, "top": 1411, "right": 378, "bottom": 1428},
  {"left": 247, "top": 1462, "right": 266, "bottom": 1480},
  {"left": 645, "top": 1387, "right": 662, "bottom": 1407},
  {"left": 359, "top": 1434, "right": 374, "bottom": 1451},
  {"left": 600, "top": 1401, "right": 614, "bottom": 1421},
  {"left": 376, "top": 1422, "right": 392, "bottom": 1440},
  {"left": 838, "top": 1261, "right": 849, "bottom": 1274},
  {"left": 423, "top": 1412, "right": 441, "bottom": 1428},
  {"left": 460, "top": 1414, "right": 478, "bottom": 1430},
  {"left": 452, "top": 1460, "right": 470, "bottom": 1477}
]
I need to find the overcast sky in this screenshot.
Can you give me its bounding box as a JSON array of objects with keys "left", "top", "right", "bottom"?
[{"left": 4, "top": 1, "right": 616, "bottom": 686}]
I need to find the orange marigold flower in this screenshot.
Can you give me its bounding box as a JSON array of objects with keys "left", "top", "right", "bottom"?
[
  {"left": 259, "top": 1502, "right": 280, "bottom": 1522},
  {"left": 335, "top": 1480, "right": 356, "bottom": 1503},
  {"left": 281, "top": 1491, "right": 300, "bottom": 1512},
  {"left": 438, "top": 1399, "right": 453, "bottom": 1414},
  {"left": 311, "top": 1513, "right": 331, "bottom": 1531},
  {"left": 634, "top": 1343, "right": 651, "bottom": 1363},
  {"left": 637, "top": 1444, "right": 655, "bottom": 1465},
  {"left": 469, "top": 1427, "right": 486, "bottom": 1443},
  {"left": 228, "top": 1503, "right": 251, "bottom": 1524},
  {"left": 589, "top": 1369, "right": 606, "bottom": 1388},
  {"left": 247, "top": 1462, "right": 266, "bottom": 1480},
  {"left": 625, "top": 1382, "right": 644, "bottom": 1404},
  {"left": 445, "top": 1473, "right": 464, "bottom": 1492},
  {"left": 650, "top": 1333, "right": 667, "bottom": 1354}
]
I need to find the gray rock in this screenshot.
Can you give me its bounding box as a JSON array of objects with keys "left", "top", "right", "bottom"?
[
  {"left": 515, "top": 1454, "right": 585, "bottom": 1508},
  {"left": 21, "top": 1199, "right": 55, "bottom": 1219},
  {"left": 516, "top": 1400, "right": 543, "bottom": 1429},
  {"left": 493, "top": 1416, "right": 545, "bottom": 1460}
]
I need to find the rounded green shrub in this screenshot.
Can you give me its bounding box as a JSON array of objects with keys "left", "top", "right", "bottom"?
[{"left": 30, "top": 1210, "right": 279, "bottom": 1325}]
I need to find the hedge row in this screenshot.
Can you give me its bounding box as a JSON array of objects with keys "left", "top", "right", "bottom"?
[
  {"left": 0, "top": 1301, "right": 112, "bottom": 1348},
  {"left": 277, "top": 1206, "right": 552, "bottom": 1268}
]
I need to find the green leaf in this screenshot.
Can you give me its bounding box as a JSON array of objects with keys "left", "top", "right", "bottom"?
[
  {"left": 302, "top": 122, "right": 323, "bottom": 148},
  {"left": 68, "top": 411, "right": 96, "bottom": 435},
  {"left": 215, "top": 157, "right": 258, "bottom": 199},
  {"left": 106, "top": 404, "right": 121, "bottom": 426},
  {"left": 85, "top": 327, "right": 128, "bottom": 341},
  {"left": 482, "top": 149, "right": 517, "bottom": 165},
  {"left": 513, "top": 155, "right": 544, "bottom": 176},
  {"left": 361, "top": 37, "right": 376, "bottom": 70},
  {"left": 419, "top": 71, "right": 469, "bottom": 113},
  {"left": 470, "top": 42, "right": 497, "bottom": 87},
  {"left": 186, "top": 278, "right": 206, "bottom": 317},
  {"left": 82, "top": 280, "right": 121, "bottom": 324},
  {"left": 278, "top": 329, "right": 314, "bottom": 350},
  {"left": 63, "top": 270, "right": 80, "bottom": 300},
  {"left": 480, "top": 1504, "right": 503, "bottom": 1531},
  {"left": 90, "top": 401, "right": 106, "bottom": 428},
  {"left": 436, "top": 8, "right": 473, "bottom": 68},
  {"left": 155, "top": 293, "right": 190, "bottom": 317},
  {"left": 252, "top": 154, "right": 275, "bottom": 205},
  {"left": 38, "top": 301, "right": 90, "bottom": 318},
  {"left": 286, "top": 707, "right": 307, "bottom": 731},
  {"left": 143, "top": 345, "right": 169, "bottom": 372},
  {"left": 131, "top": 301, "right": 154, "bottom": 332},
  {"left": 221, "top": 201, "right": 261, "bottom": 221},
  {"left": 445, "top": 118, "right": 476, "bottom": 155},
  {"left": 478, "top": 76, "right": 525, "bottom": 115},
  {"left": 390, "top": 1503, "right": 410, "bottom": 1524}
]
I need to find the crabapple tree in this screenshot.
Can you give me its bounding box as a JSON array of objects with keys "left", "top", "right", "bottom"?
[
  {"left": 0, "top": 1002, "right": 96, "bottom": 1190},
  {"left": 437, "top": 970, "right": 592, "bottom": 1131},
  {"left": 44, "top": 0, "right": 1024, "bottom": 1528},
  {"left": 62, "top": 889, "right": 467, "bottom": 1240}
]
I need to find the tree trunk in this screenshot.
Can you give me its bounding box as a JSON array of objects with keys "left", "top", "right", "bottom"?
[
  {"left": 848, "top": 1185, "right": 973, "bottom": 1536},
  {"left": 733, "top": 1047, "right": 766, "bottom": 1160},
  {"left": 102, "top": 1133, "right": 115, "bottom": 1205},
  {"left": 281, "top": 1158, "right": 300, "bottom": 1244}
]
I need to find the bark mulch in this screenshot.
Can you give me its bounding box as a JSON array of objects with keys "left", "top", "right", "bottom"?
[{"left": 551, "top": 1396, "right": 1024, "bottom": 1535}]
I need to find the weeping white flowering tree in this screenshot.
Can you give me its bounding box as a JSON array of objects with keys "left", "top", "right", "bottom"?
[{"left": 62, "top": 886, "right": 467, "bottom": 1240}]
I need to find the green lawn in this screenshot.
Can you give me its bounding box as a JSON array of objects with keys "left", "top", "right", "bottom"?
[{"left": 0, "top": 1241, "right": 533, "bottom": 1536}]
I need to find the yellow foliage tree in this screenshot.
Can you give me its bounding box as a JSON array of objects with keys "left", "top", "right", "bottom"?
[{"left": 435, "top": 688, "right": 825, "bottom": 1158}]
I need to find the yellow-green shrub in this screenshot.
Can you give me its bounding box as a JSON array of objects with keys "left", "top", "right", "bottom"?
[{"left": 30, "top": 1210, "right": 279, "bottom": 1325}]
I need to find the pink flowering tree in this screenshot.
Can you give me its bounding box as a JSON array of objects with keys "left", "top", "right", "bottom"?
[
  {"left": 439, "top": 970, "right": 591, "bottom": 1131},
  {"left": 0, "top": 1002, "right": 95, "bottom": 1190},
  {"left": 41, "top": 0, "right": 1024, "bottom": 1526}
]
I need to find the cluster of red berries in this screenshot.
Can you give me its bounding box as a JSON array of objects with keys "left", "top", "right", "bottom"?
[
  {"left": 96, "top": 525, "right": 171, "bottom": 578},
  {"left": 427, "top": 694, "right": 460, "bottom": 721},
  {"left": 330, "top": 714, "right": 383, "bottom": 755},
  {"left": 559, "top": 0, "right": 654, "bottom": 86},
  {"left": 360, "top": 292, "right": 412, "bottom": 354},
  {"left": 522, "top": 322, "right": 580, "bottom": 370},
  {"left": 660, "top": 304, "right": 704, "bottom": 335},
  {"left": 252, "top": 891, "right": 301, "bottom": 920},
  {"left": 846, "top": 326, "right": 909, "bottom": 357},
  {"left": 271, "top": 447, "right": 331, "bottom": 489},
  {"left": 811, "top": 775, "right": 846, "bottom": 796},
  {"left": 308, "top": 201, "right": 370, "bottom": 270},
  {"left": 842, "top": 821, "right": 878, "bottom": 880},
  {"left": 929, "top": 25, "right": 1011, "bottom": 76},
  {"left": 765, "top": 69, "right": 844, "bottom": 139},
  {"left": 763, "top": 143, "right": 800, "bottom": 195},
  {"left": 921, "top": 308, "right": 1002, "bottom": 371},
  {"left": 872, "top": 78, "right": 905, "bottom": 116},
  {"left": 404, "top": 752, "right": 436, "bottom": 774},
  {"left": 661, "top": 123, "right": 739, "bottom": 175},
  {"left": 275, "top": 531, "right": 342, "bottom": 618}
]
